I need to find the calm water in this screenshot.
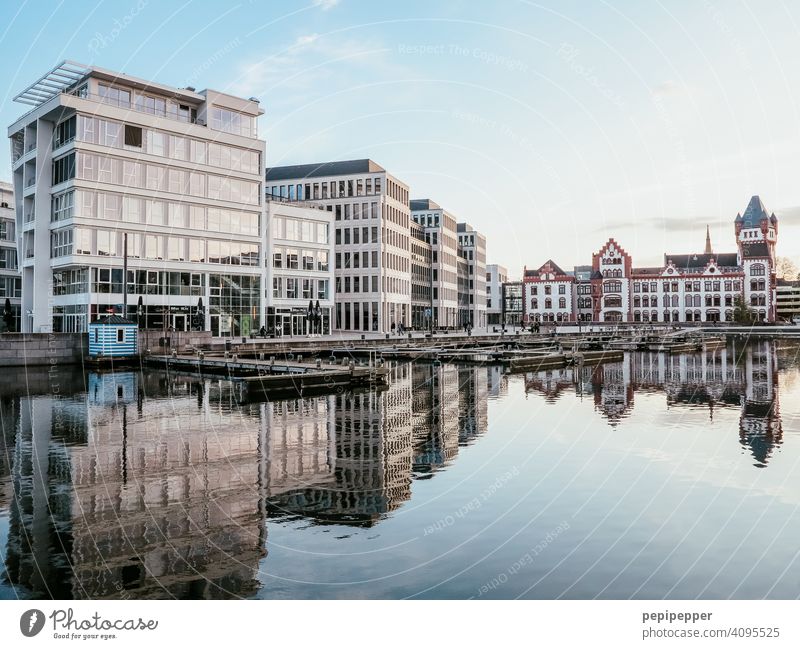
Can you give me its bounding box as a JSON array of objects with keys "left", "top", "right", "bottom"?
[{"left": 1, "top": 340, "right": 799, "bottom": 599}]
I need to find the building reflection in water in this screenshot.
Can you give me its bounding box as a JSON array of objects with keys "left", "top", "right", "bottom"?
[
  {"left": 525, "top": 340, "right": 783, "bottom": 467},
  {"left": 0, "top": 362, "right": 490, "bottom": 598}
]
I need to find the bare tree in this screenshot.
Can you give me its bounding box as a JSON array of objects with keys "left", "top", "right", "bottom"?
[{"left": 775, "top": 256, "right": 798, "bottom": 280}]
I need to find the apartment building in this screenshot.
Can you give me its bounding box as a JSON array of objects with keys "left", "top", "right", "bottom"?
[
  {"left": 457, "top": 222, "right": 487, "bottom": 328},
  {"left": 265, "top": 159, "right": 411, "bottom": 333},
  {"left": 265, "top": 196, "right": 334, "bottom": 335},
  {"left": 8, "top": 61, "right": 265, "bottom": 334},
  {"left": 485, "top": 263, "right": 507, "bottom": 326},
  {"left": 410, "top": 199, "right": 459, "bottom": 329},
  {"left": 0, "top": 181, "right": 21, "bottom": 331}
]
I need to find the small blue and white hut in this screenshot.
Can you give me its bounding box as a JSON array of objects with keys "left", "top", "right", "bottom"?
[{"left": 88, "top": 315, "right": 138, "bottom": 358}]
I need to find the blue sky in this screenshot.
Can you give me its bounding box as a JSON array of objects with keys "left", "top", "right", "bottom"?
[{"left": 3, "top": 0, "right": 799, "bottom": 271}]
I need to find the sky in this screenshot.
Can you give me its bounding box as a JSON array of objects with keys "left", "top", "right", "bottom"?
[{"left": 2, "top": 0, "right": 800, "bottom": 274}]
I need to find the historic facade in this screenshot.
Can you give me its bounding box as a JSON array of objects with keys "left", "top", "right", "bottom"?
[{"left": 523, "top": 196, "right": 778, "bottom": 324}]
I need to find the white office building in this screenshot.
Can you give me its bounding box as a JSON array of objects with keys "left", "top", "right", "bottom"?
[
  {"left": 265, "top": 197, "right": 334, "bottom": 335},
  {"left": 266, "top": 159, "right": 411, "bottom": 333},
  {"left": 0, "top": 181, "right": 21, "bottom": 331},
  {"left": 485, "top": 263, "right": 507, "bottom": 326},
  {"left": 8, "top": 61, "right": 265, "bottom": 335},
  {"left": 457, "top": 222, "right": 487, "bottom": 329},
  {"left": 410, "top": 199, "right": 459, "bottom": 329}
]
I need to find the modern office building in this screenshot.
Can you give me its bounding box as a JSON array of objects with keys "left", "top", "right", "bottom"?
[
  {"left": 457, "top": 222, "right": 487, "bottom": 328},
  {"left": 501, "top": 280, "right": 523, "bottom": 328},
  {"left": 409, "top": 217, "right": 432, "bottom": 329},
  {"left": 485, "top": 263, "right": 507, "bottom": 326},
  {"left": 410, "top": 199, "right": 459, "bottom": 329},
  {"left": 0, "top": 181, "right": 21, "bottom": 331},
  {"left": 265, "top": 196, "right": 334, "bottom": 335},
  {"left": 8, "top": 61, "right": 265, "bottom": 334},
  {"left": 265, "top": 159, "right": 411, "bottom": 333}
]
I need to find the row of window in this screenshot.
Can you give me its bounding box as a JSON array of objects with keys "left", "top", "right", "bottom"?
[
  {"left": 633, "top": 280, "right": 745, "bottom": 292},
  {"left": 272, "top": 247, "right": 329, "bottom": 272},
  {"left": 335, "top": 225, "right": 380, "bottom": 246},
  {"left": 335, "top": 250, "right": 379, "bottom": 270},
  {"left": 72, "top": 115, "right": 261, "bottom": 174},
  {"left": 335, "top": 275, "right": 380, "bottom": 294},
  {"left": 51, "top": 188, "right": 260, "bottom": 235},
  {"left": 55, "top": 151, "right": 260, "bottom": 206},
  {"left": 530, "top": 298, "right": 568, "bottom": 310},
  {"left": 0, "top": 276, "right": 21, "bottom": 298},
  {"left": 333, "top": 201, "right": 380, "bottom": 221},
  {"left": 50, "top": 228, "right": 260, "bottom": 265},
  {"left": 271, "top": 277, "right": 329, "bottom": 300},
  {"left": 268, "top": 176, "right": 382, "bottom": 201},
  {"left": 271, "top": 215, "right": 329, "bottom": 244},
  {"left": 335, "top": 301, "right": 380, "bottom": 331},
  {"left": 635, "top": 295, "right": 738, "bottom": 308},
  {"left": 0, "top": 248, "right": 17, "bottom": 269},
  {"left": 529, "top": 284, "right": 567, "bottom": 295}
]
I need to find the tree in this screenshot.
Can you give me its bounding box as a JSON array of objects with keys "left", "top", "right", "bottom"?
[
  {"left": 775, "top": 256, "right": 798, "bottom": 280},
  {"left": 732, "top": 295, "right": 756, "bottom": 324}
]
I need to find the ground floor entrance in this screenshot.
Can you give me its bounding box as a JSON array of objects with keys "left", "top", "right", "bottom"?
[{"left": 266, "top": 306, "right": 331, "bottom": 337}]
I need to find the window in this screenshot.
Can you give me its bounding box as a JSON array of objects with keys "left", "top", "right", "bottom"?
[
  {"left": 99, "top": 84, "right": 131, "bottom": 107},
  {"left": 189, "top": 240, "right": 205, "bottom": 263},
  {"left": 50, "top": 228, "right": 73, "bottom": 257},
  {"left": 53, "top": 116, "right": 76, "bottom": 149},
  {"left": 124, "top": 124, "right": 142, "bottom": 147},
  {"left": 209, "top": 106, "right": 256, "bottom": 137},
  {"left": 117, "top": 329, "right": 124, "bottom": 343},
  {"left": 97, "top": 230, "right": 116, "bottom": 256},
  {"left": 147, "top": 131, "right": 166, "bottom": 157},
  {"left": 52, "top": 153, "right": 76, "bottom": 185},
  {"left": 51, "top": 191, "right": 75, "bottom": 222}
]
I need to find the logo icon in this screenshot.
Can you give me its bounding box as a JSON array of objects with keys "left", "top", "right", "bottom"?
[{"left": 20, "top": 609, "right": 45, "bottom": 637}]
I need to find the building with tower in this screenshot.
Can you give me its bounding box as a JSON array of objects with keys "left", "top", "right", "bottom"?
[{"left": 522, "top": 195, "right": 778, "bottom": 324}]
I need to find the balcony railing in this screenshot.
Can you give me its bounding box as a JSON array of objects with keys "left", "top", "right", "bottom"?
[
  {"left": 65, "top": 89, "right": 203, "bottom": 126},
  {"left": 265, "top": 193, "right": 327, "bottom": 210}
]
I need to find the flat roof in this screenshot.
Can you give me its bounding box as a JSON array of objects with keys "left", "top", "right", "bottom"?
[{"left": 266, "top": 159, "right": 386, "bottom": 181}]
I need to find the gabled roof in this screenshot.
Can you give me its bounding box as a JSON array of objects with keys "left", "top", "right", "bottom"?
[
  {"left": 664, "top": 252, "right": 739, "bottom": 269},
  {"left": 741, "top": 195, "right": 770, "bottom": 228},
  {"left": 265, "top": 159, "right": 385, "bottom": 181},
  {"left": 530, "top": 259, "right": 569, "bottom": 277}
]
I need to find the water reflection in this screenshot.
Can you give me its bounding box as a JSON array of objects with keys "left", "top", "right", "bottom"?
[
  {"left": 0, "top": 362, "right": 491, "bottom": 598},
  {"left": 524, "top": 339, "right": 784, "bottom": 467},
  {"left": 0, "top": 341, "right": 793, "bottom": 599}
]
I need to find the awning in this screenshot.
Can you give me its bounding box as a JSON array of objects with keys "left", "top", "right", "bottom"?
[{"left": 13, "top": 60, "right": 91, "bottom": 107}]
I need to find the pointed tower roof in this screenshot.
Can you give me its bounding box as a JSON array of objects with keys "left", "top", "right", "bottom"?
[
  {"left": 770, "top": 212, "right": 778, "bottom": 224},
  {"left": 741, "top": 195, "right": 770, "bottom": 227},
  {"left": 735, "top": 212, "right": 743, "bottom": 223},
  {"left": 704, "top": 225, "right": 713, "bottom": 254}
]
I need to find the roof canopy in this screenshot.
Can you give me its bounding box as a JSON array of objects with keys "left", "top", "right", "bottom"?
[{"left": 13, "top": 60, "right": 91, "bottom": 107}]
